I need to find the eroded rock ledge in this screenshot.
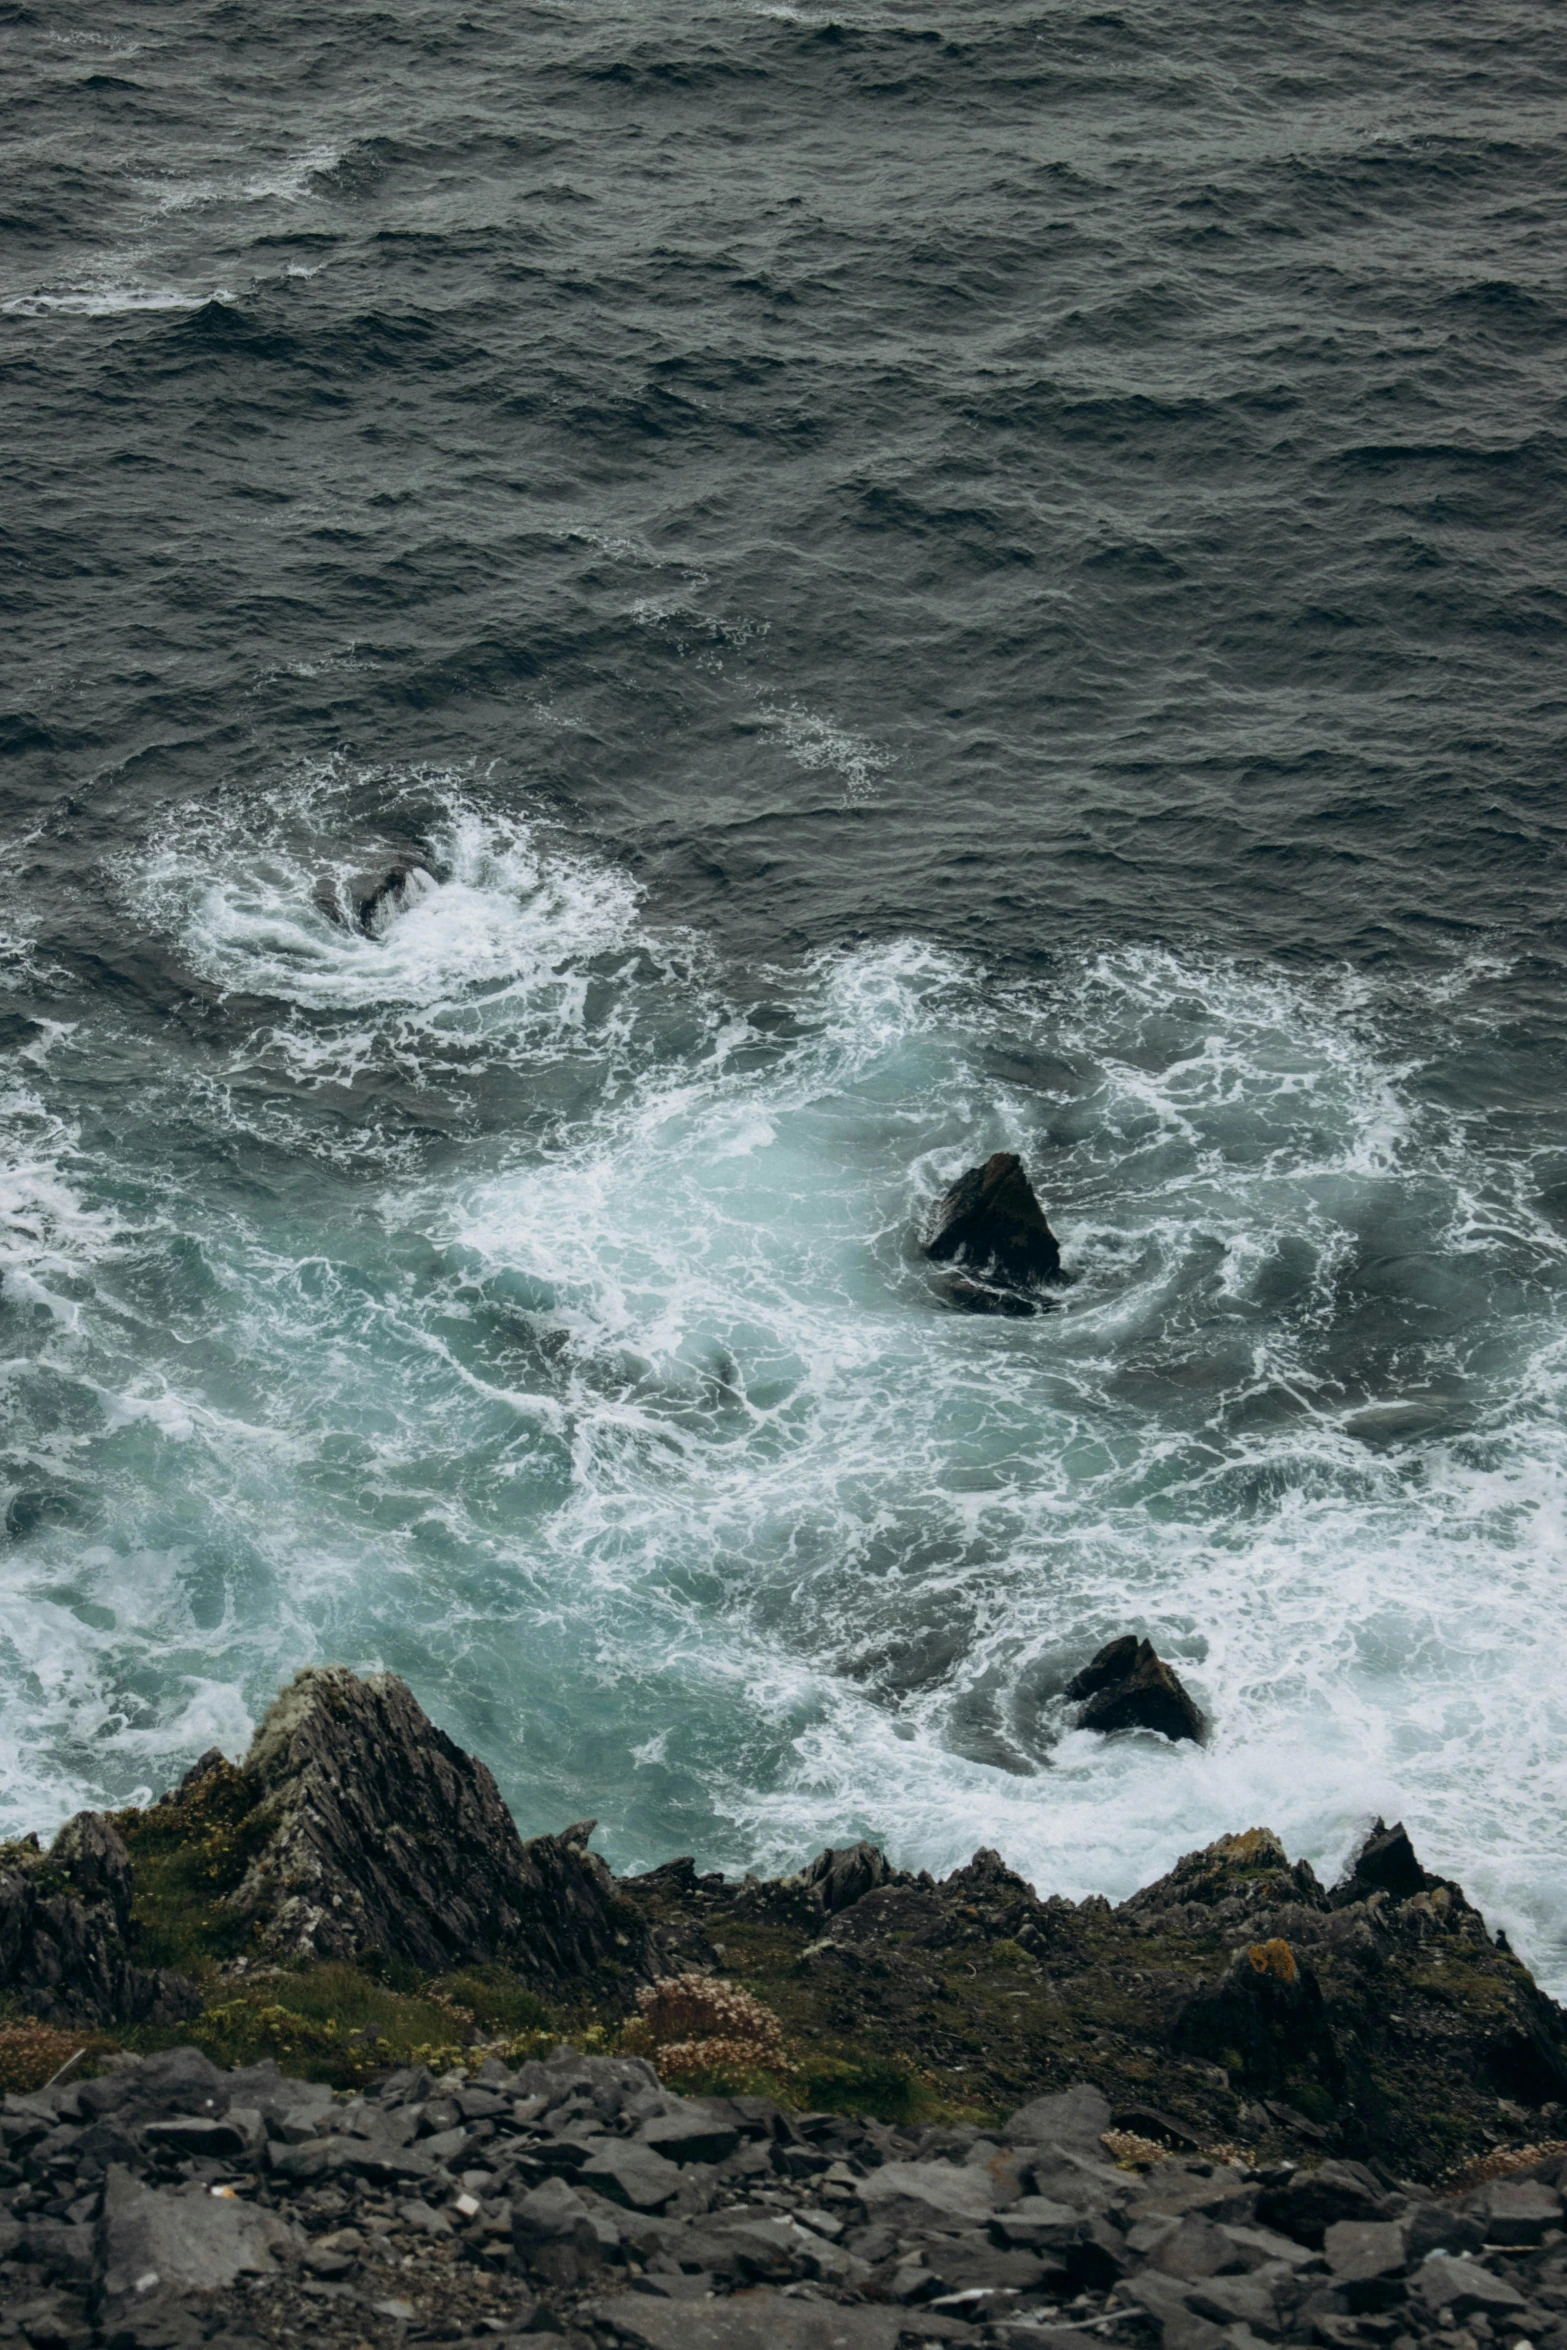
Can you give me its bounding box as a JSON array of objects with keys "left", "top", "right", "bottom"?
[{"left": 3, "top": 1668, "right": 1565, "bottom": 2197}]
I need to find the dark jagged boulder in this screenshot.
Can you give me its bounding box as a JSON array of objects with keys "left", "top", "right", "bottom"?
[
  {"left": 923, "top": 1151, "right": 1065, "bottom": 1304},
  {"left": 1330, "top": 1815, "right": 1440, "bottom": 1907},
  {"left": 1171, "top": 1932, "right": 1345, "bottom": 2105},
  {"left": 315, "top": 862, "right": 436, "bottom": 934},
  {"left": 210, "top": 1666, "right": 654, "bottom": 1985},
  {"left": 1065, "top": 1636, "right": 1206, "bottom": 1743},
  {"left": 354, "top": 863, "right": 435, "bottom": 934},
  {"left": 797, "top": 1841, "right": 898, "bottom": 1914},
  {"left": 0, "top": 1812, "right": 198, "bottom": 2027},
  {"left": 1254, "top": 2157, "right": 1400, "bottom": 2247}
]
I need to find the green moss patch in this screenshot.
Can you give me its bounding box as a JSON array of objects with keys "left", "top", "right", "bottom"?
[{"left": 112, "top": 1757, "right": 272, "bottom": 1977}]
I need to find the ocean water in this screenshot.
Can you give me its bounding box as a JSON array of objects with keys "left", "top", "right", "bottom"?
[{"left": 5, "top": 0, "right": 1567, "bottom": 1988}]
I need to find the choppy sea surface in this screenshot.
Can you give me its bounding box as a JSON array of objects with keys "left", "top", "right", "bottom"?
[{"left": 5, "top": 0, "right": 1567, "bottom": 1985}]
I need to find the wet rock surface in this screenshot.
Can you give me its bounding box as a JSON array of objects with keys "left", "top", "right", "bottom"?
[
  {"left": 923, "top": 1154, "right": 1066, "bottom": 1310},
  {"left": 7, "top": 2042, "right": 1567, "bottom": 2350},
  {"left": 315, "top": 863, "right": 436, "bottom": 934},
  {"left": 1064, "top": 1640, "right": 1206, "bottom": 1745},
  {"left": 354, "top": 864, "right": 435, "bottom": 934}
]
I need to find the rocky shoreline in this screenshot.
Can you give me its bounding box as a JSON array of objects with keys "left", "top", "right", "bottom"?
[
  {"left": 4, "top": 1667, "right": 1567, "bottom": 2350},
  {"left": 8, "top": 2007, "right": 1567, "bottom": 2350}
]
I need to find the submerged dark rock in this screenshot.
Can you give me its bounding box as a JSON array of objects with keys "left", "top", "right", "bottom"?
[
  {"left": 923, "top": 1151, "right": 1065, "bottom": 1305},
  {"left": 1065, "top": 1635, "right": 1206, "bottom": 1743},
  {"left": 315, "top": 862, "right": 436, "bottom": 934},
  {"left": 353, "top": 862, "right": 434, "bottom": 933}
]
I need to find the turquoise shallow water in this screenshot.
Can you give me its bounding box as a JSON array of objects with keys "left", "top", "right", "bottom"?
[
  {"left": 5, "top": 775, "right": 1567, "bottom": 1987},
  {"left": 4, "top": 0, "right": 1567, "bottom": 1986}
]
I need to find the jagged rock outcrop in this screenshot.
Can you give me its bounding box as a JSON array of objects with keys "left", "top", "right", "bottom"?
[
  {"left": 204, "top": 1666, "right": 654, "bottom": 1983},
  {"left": 1329, "top": 1815, "right": 1438, "bottom": 1906},
  {"left": 8, "top": 1671, "right": 1567, "bottom": 2199},
  {"left": 923, "top": 1151, "right": 1065, "bottom": 1308},
  {"left": 1065, "top": 1635, "right": 1207, "bottom": 1742},
  {"left": 796, "top": 1842, "right": 902, "bottom": 1914},
  {"left": 0, "top": 1811, "right": 198, "bottom": 2028},
  {"left": 4, "top": 1668, "right": 656, "bottom": 2023},
  {"left": 626, "top": 1817, "right": 1567, "bottom": 2178}
]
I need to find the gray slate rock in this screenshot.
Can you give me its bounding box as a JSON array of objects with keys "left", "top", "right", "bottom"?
[
  {"left": 1255, "top": 2160, "right": 1392, "bottom": 2247},
  {"left": 79, "top": 2046, "right": 229, "bottom": 2128},
  {"left": 638, "top": 2110, "right": 742, "bottom": 2167},
  {"left": 1412, "top": 2253, "right": 1530, "bottom": 2318},
  {"left": 22, "top": 2215, "right": 99, "bottom": 2285},
  {"left": 1147, "top": 2214, "right": 1246, "bottom": 2280},
  {"left": 510, "top": 2177, "right": 612, "bottom": 2284},
  {"left": 858, "top": 2158, "right": 998, "bottom": 2231},
  {"left": 1481, "top": 2176, "right": 1562, "bottom": 2243},
  {"left": 695, "top": 2217, "right": 807, "bottom": 2279},
  {"left": 988, "top": 2194, "right": 1083, "bottom": 2252},
  {"left": 1184, "top": 2260, "right": 1294, "bottom": 2334},
  {"left": 1119, "top": 2267, "right": 1234, "bottom": 2350},
  {"left": 142, "top": 2113, "right": 259, "bottom": 2160},
  {"left": 1000, "top": 2083, "right": 1112, "bottom": 2153},
  {"left": 267, "top": 2136, "right": 357, "bottom": 2183},
  {"left": 1403, "top": 2200, "right": 1485, "bottom": 2264},
  {"left": 581, "top": 2140, "right": 686, "bottom": 2212},
  {"left": 99, "top": 2165, "right": 299, "bottom": 2300},
  {"left": 1323, "top": 2218, "right": 1409, "bottom": 2286},
  {"left": 594, "top": 2286, "right": 905, "bottom": 2350},
  {"left": 920, "top": 2232, "right": 1052, "bottom": 2294}
]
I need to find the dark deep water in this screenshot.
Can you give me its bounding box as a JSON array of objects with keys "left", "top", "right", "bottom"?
[{"left": 5, "top": 1, "right": 1567, "bottom": 1983}]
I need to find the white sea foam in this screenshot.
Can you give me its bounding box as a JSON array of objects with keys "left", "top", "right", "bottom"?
[
  {"left": 147, "top": 142, "right": 347, "bottom": 214},
  {"left": 1, "top": 282, "right": 230, "bottom": 318},
  {"left": 6, "top": 818, "right": 1567, "bottom": 1984},
  {"left": 437, "top": 937, "right": 1567, "bottom": 1976},
  {"left": 0, "top": 1074, "right": 121, "bottom": 1329},
  {"left": 122, "top": 776, "right": 651, "bottom": 1095},
  {"left": 145, "top": 801, "right": 634, "bottom": 1012},
  {"left": 757, "top": 702, "right": 890, "bottom": 804}
]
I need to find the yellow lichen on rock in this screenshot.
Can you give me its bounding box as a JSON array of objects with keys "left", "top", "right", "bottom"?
[
  {"left": 1245, "top": 1937, "right": 1298, "bottom": 1983},
  {"left": 1220, "top": 1829, "right": 1289, "bottom": 1869}
]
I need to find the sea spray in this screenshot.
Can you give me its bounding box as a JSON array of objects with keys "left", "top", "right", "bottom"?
[{"left": 2, "top": 785, "right": 1565, "bottom": 1992}]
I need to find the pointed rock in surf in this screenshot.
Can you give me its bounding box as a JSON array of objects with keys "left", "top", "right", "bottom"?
[
  {"left": 354, "top": 863, "right": 434, "bottom": 934},
  {"left": 1065, "top": 1634, "right": 1205, "bottom": 1743},
  {"left": 1330, "top": 1815, "right": 1442, "bottom": 1908},
  {"left": 315, "top": 863, "right": 436, "bottom": 933},
  {"left": 923, "top": 1150, "right": 1065, "bottom": 1305}
]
